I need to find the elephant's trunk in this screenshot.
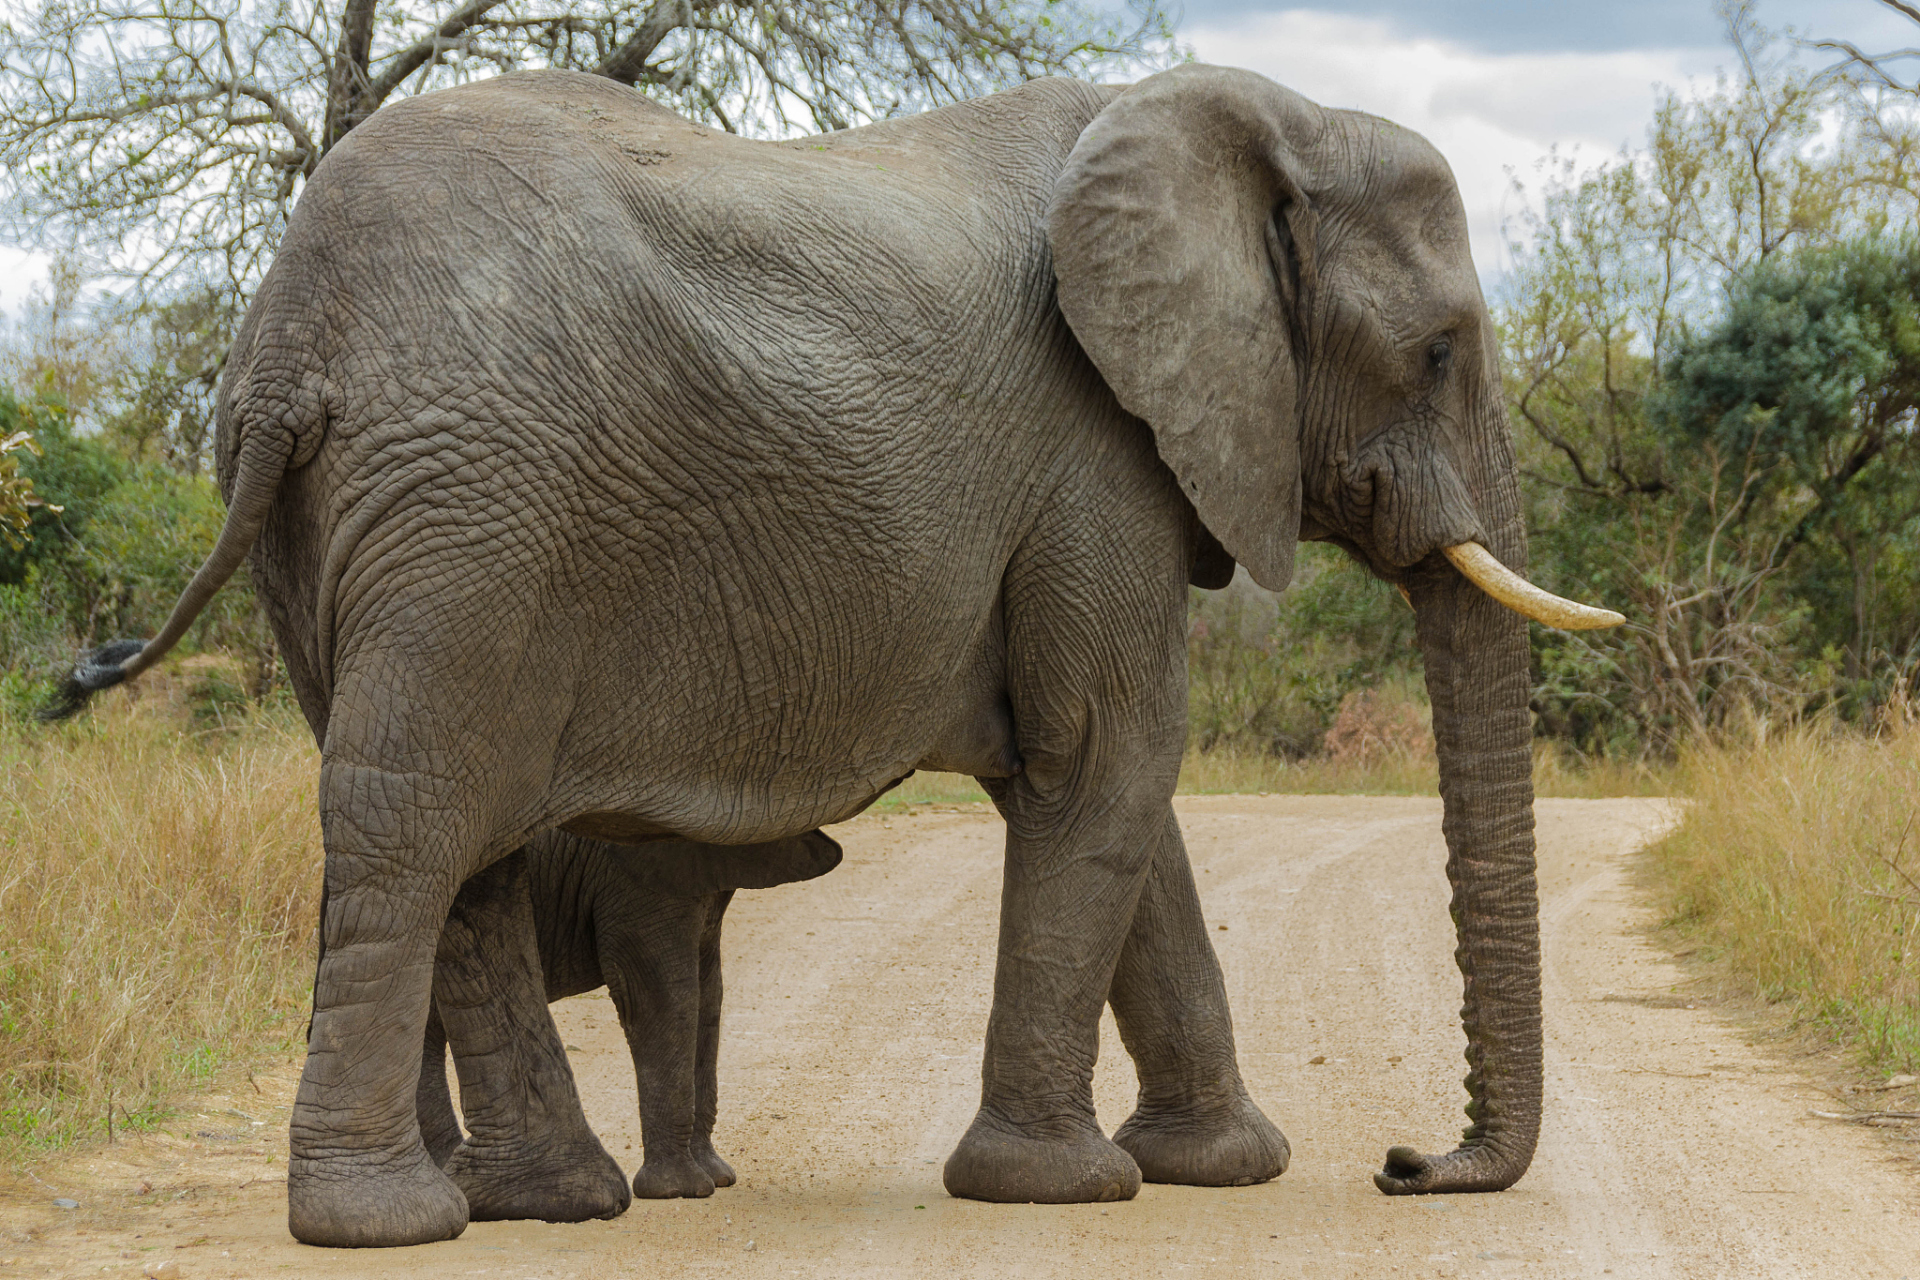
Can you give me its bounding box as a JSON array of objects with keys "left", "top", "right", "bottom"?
[{"left": 1375, "top": 462, "right": 1543, "bottom": 1195}]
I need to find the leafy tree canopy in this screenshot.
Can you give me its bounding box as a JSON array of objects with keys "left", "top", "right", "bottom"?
[{"left": 1661, "top": 236, "right": 1920, "bottom": 494}]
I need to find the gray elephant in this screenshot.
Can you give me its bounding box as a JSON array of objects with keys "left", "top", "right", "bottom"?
[
  {"left": 52, "top": 61, "right": 1619, "bottom": 1248},
  {"left": 417, "top": 827, "right": 841, "bottom": 1213}
]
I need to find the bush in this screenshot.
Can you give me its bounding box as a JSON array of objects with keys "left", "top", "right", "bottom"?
[
  {"left": 1186, "top": 542, "right": 1419, "bottom": 759},
  {"left": 0, "top": 392, "right": 279, "bottom": 697},
  {"left": 1323, "top": 684, "right": 1433, "bottom": 767}
]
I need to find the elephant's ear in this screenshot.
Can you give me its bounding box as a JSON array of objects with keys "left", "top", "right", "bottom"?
[{"left": 1048, "top": 64, "right": 1324, "bottom": 592}]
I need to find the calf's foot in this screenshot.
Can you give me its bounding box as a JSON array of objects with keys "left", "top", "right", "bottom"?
[
  {"left": 693, "top": 1141, "right": 737, "bottom": 1189},
  {"left": 632, "top": 1149, "right": 718, "bottom": 1199},
  {"left": 943, "top": 1109, "right": 1141, "bottom": 1204},
  {"left": 288, "top": 1146, "right": 468, "bottom": 1248},
  {"left": 1112, "top": 1091, "right": 1289, "bottom": 1187},
  {"left": 444, "top": 1132, "right": 630, "bottom": 1223}
]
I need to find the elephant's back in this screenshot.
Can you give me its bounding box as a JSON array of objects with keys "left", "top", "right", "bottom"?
[{"left": 262, "top": 69, "right": 1118, "bottom": 476}]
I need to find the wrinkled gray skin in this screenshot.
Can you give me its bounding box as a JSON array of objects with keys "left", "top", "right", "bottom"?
[
  {"left": 70, "top": 61, "right": 1543, "bottom": 1247},
  {"left": 416, "top": 827, "right": 841, "bottom": 1213}
]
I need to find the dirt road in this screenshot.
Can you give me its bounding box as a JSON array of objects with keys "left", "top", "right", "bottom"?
[{"left": 8, "top": 796, "right": 1918, "bottom": 1278}]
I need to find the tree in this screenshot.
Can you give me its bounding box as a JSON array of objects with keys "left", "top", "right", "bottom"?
[
  {"left": 0, "top": 0, "right": 1175, "bottom": 299},
  {"left": 1500, "top": 4, "right": 1920, "bottom": 751},
  {"left": 1659, "top": 236, "right": 1920, "bottom": 685},
  {"left": 1501, "top": 2, "right": 1876, "bottom": 511},
  {"left": 100, "top": 289, "right": 237, "bottom": 476},
  {"left": 0, "top": 389, "right": 279, "bottom": 689},
  {"left": 1813, "top": 0, "right": 1920, "bottom": 95}
]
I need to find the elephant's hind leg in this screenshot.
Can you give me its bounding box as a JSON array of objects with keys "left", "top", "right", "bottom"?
[
  {"left": 287, "top": 760, "right": 474, "bottom": 1248},
  {"left": 435, "top": 850, "right": 630, "bottom": 1223},
  {"left": 1107, "top": 809, "right": 1289, "bottom": 1186}
]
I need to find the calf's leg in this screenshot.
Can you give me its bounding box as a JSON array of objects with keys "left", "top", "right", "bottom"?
[
  {"left": 690, "top": 890, "right": 737, "bottom": 1188},
  {"left": 415, "top": 1004, "right": 463, "bottom": 1167},
  {"left": 435, "top": 850, "right": 631, "bottom": 1222},
  {"left": 600, "top": 891, "right": 715, "bottom": 1198}
]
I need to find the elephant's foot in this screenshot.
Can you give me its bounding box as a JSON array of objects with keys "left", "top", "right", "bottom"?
[
  {"left": 693, "top": 1141, "right": 737, "bottom": 1189},
  {"left": 444, "top": 1132, "right": 631, "bottom": 1223},
  {"left": 1373, "top": 1143, "right": 1526, "bottom": 1195},
  {"left": 631, "top": 1149, "right": 717, "bottom": 1199},
  {"left": 1112, "top": 1091, "right": 1289, "bottom": 1187},
  {"left": 943, "top": 1109, "right": 1141, "bottom": 1204},
  {"left": 287, "top": 1147, "right": 469, "bottom": 1248}
]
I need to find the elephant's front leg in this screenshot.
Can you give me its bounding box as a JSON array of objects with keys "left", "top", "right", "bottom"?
[
  {"left": 433, "top": 849, "right": 631, "bottom": 1223},
  {"left": 1108, "top": 810, "right": 1289, "bottom": 1185},
  {"left": 942, "top": 782, "right": 1166, "bottom": 1204}
]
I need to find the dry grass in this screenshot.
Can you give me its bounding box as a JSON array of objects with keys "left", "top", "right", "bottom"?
[
  {"left": 1176, "top": 746, "right": 1440, "bottom": 796},
  {"left": 1177, "top": 741, "right": 1669, "bottom": 800},
  {"left": 1528, "top": 742, "right": 1674, "bottom": 799},
  {"left": 0, "top": 672, "right": 321, "bottom": 1156},
  {"left": 1643, "top": 714, "right": 1920, "bottom": 1071}
]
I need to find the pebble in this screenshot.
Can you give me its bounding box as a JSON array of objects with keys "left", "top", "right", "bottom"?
[
  {"left": 51, "top": 1198, "right": 78, "bottom": 1209},
  {"left": 143, "top": 1262, "right": 180, "bottom": 1279}
]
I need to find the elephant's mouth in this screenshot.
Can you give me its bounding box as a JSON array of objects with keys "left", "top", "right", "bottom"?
[
  {"left": 1441, "top": 542, "right": 1624, "bottom": 632},
  {"left": 1319, "top": 421, "right": 1625, "bottom": 633}
]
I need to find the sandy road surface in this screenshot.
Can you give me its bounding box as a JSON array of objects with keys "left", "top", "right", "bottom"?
[{"left": 7, "top": 796, "right": 1919, "bottom": 1279}]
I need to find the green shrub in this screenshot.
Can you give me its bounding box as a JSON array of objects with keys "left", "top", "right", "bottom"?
[{"left": 1186, "top": 542, "right": 1419, "bottom": 758}]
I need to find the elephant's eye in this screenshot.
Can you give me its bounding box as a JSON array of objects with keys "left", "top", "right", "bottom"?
[{"left": 1426, "top": 337, "right": 1453, "bottom": 379}]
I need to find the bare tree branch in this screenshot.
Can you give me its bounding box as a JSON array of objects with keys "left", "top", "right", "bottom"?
[
  {"left": 598, "top": 0, "right": 685, "bottom": 86},
  {"left": 365, "top": 0, "right": 514, "bottom": 105},
  {"left": 0, "top": 0, "right": 1175, "bottom": 309}
]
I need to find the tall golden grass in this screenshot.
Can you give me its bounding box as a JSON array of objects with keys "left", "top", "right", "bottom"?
[
  {"left": 1644, "top": 712, "right": 1920, "bottom": 1070},
  {"left": 0, "top": 677, "right": 321, "bottom": 1154}
]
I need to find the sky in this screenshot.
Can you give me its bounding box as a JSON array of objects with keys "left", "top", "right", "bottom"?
[
  {"left": 1178, "top": 0, "right": 1918, "bottom": 276},
  {"left": 1, "top": 0, "right": 1916, "bottom": 309}
]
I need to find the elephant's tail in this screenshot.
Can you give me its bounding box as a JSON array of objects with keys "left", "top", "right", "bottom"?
[{"left": 39, "top": 427, "right": 297, "bottom": 721}]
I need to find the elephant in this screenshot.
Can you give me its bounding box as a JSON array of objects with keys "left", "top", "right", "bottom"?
[
  {"left": 417, "top": 826, "right": 842, "bottom": 1212},
  {"left": 49, "top": 61, "right": 1623, "bottom": 1248}
]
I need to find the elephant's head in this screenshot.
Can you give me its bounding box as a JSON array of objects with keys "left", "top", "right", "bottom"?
[{"left": 1048, "top": 63, "right": 1622, "bottom": 1196}]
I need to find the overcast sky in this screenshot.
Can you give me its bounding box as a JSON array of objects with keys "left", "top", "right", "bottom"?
[
  {"left": 1180, "top": 0, "right": 1916, "bottom": 276},
  {"left": 1, "top": 1, "right": 1914, "bottom": 309}
]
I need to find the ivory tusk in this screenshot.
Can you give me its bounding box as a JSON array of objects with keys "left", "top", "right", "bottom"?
[{"left": 1441, "top": 542, "right": 1625, "bottom": 631}]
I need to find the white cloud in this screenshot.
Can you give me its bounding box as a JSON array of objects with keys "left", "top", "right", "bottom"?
[{"left": 1185, "top": 10, "right": 1732, "bottom": 277}]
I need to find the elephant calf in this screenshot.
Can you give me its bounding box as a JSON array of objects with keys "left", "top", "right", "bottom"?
[{"left": 419, "top": 828, "right": 842, "bottom": 1212}]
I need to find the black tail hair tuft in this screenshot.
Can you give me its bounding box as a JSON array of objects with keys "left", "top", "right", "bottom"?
[{"left": 38, "top": 639, "right": 149, "bottom": 722}]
